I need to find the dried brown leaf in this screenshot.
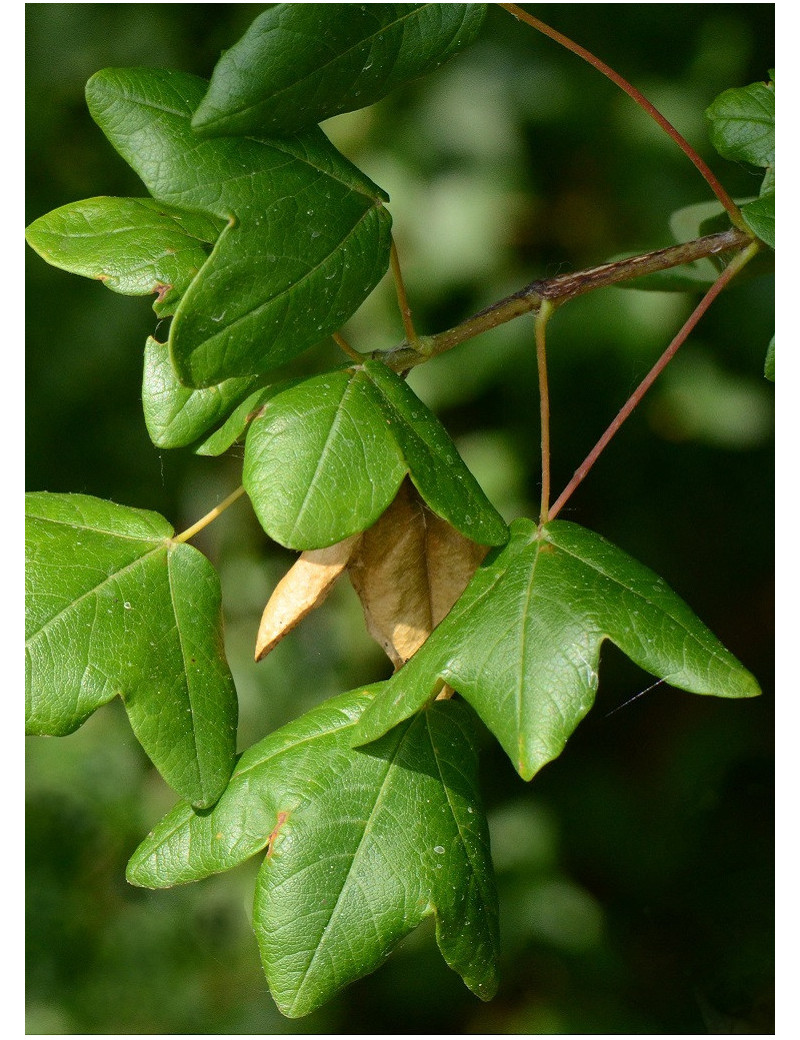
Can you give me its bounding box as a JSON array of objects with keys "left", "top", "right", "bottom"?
[
  {"left": 255, "top": 535, "right": 360, "bottom": 661},
  {"left": 347, "top": 481, "right": 488, "bottom": 668}
]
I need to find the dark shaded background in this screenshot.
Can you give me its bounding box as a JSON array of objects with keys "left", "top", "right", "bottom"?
[{"left": 26, "top": 4, "right": 774, "bottom": 1033}]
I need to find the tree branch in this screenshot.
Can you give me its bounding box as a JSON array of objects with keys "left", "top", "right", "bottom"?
[
  {"left": 535, "top": 302, "right": 555, "bottom": 524},
  {"left": 375, "top": 227, "right": 753, "bottom": 372}
]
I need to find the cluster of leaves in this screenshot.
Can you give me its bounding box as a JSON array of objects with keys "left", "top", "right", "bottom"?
[{"left": 25, "top": 4, "right": 769, "bottom": 1018}]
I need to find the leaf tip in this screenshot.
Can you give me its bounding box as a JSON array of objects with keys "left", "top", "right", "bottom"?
[
  {"left": 189, "top": 105, "right": 220, "bottom": 138},
  {"left": 124, "top": 848, "right": 154, "bottom": 889},
  {"left": 734, "top": 669, "right": 763, "bottom": 700}
]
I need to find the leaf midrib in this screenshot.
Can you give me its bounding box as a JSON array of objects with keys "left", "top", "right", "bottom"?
[
  {"left": 165, "top": 549, "right": 204, "bottom": 795},
  {"left": 515, "top": 540, "right": 545, "bottom": 758},
  {"left": 27, "top": 508, "right": 171, "bottom": 541},
  {"left": 287, "top": 720, "right": 413, "bottom": 1014},
  {"left": 42, "top": 219, "right": 216, "bottom": 246},
  {"left": 287, "top": 374, "right": 367, "bottom": 541}
]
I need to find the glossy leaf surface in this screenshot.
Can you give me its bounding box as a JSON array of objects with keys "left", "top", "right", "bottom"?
[
  {"left": 364, "top": 361, "right": 508, "bottom": 546},
  {"left": 706, "top": 78, "right": 775, "bottom": 167},
  {"left": 142, "top": 337, "right": 266, "bottom": 451},
  {"left": 25, "top": 197, "right": 223, "bottom": 318},
  {"left": 707, "top": 75, "right": 775, "bottom": 253},
  {"left": 25, "top": 493, "right": 237, "bottom": 807},
  {"left": 243, "top": 364, "right": 507, "bottom": 550},
  {"left": 192, "top": 3, "right": 487, "bottom": 137},
  {"left": 355, "top": 520, "right": 761, "bottom": 780},
  {"left": 84, "top": 67, "right": 392, "bottom": 386},
  {"left": 243, "top": 368, "right": 406, "bottom": 549},
  {"left": 127, "top": 686, "right": 499, "bottom": 1018},
  {"left": 741, "top": 191, "right": 775, "bottom": 249}
]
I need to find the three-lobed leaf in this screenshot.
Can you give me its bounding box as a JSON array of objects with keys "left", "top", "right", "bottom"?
[
  {"left": 355, "top": 519, "right": 761, "bottom": 780},
  {"left": 192, "top": 3, "right": 488, "bottom": 138},
  {"left": 26, "top": 203, "right": 291, "bottom": 453},
  {"left": 242, "top": 362, "right": 508, "bottom": 550},
  {"left": 80, "top": 66, "right": 392, "bottom": 387},
  {"left": 25, "top": 493, "right": 238, "bottom": 807},
  {"left": 127, "top": 685, "right": 499, "bottom": 1018}
]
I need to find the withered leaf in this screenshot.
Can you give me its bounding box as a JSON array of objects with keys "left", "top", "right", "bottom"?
[
  {"left": 255, "top": 535, "right": 360, "bottom": 661},
  {"left": 347, "top": 481, "right": 488, "bottom": 668}
]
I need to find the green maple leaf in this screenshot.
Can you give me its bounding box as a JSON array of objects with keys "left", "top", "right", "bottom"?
[
  {"left": 127, "top": 686, "right": 499, "bottom": 1018},
  {"left": 354, "top": 519, "right": 761, "bottom": 780},
  {"left": 25, "top": 493, "right": 238, "bottom": 807},
  {"left": 243, "top": 361, "right": 508, "bottom": 549}
]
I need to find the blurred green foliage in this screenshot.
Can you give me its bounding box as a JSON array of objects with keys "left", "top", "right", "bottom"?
[{"left": 26, "top": 4, "right": 774, "bottom": 1033}]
